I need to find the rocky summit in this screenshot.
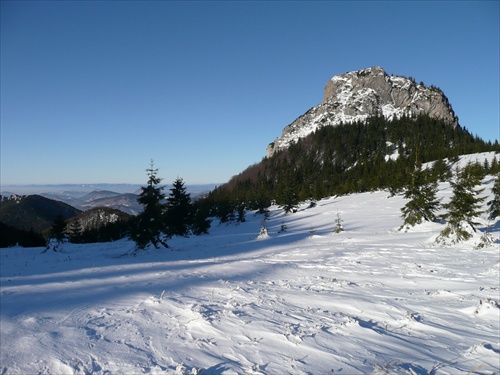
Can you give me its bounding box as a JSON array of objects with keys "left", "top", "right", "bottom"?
[{"left": 267, "top": 66, "right": 459, "bottom": 157}]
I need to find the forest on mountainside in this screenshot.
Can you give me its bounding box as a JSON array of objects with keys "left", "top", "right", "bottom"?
[{"left": 204, "top": 115, "right": 500, "bottom": 217}]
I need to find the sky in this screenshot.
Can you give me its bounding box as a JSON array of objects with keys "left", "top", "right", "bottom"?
[{"left": 1, "top": 1, "right": 499, "bottom": 186}]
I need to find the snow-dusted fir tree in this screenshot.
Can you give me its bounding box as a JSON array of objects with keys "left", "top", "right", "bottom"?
[
  {"left": 436, "top": 163, "right": 486, "bottom": 245},
  {"left": 488, "top": 174, "right": 500, "bottom": 220},
  {"left": 334, "top": 211, "right": 344, "bottom": 233},
  {"left": 256, "top": 211, "right": 270, "bottom": 239},
  {"left": 400, "top": 163, "right": 440, "bottom": 231},
  {"left": 257, "top": 217, "right": 269, "bottom": 239},
  {"left": 130, "top": 160, "right": 169, "bottom": 250}
]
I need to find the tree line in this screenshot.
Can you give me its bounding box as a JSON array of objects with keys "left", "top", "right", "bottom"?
[{"left": 203, "top": 114, "right": 500, "bottom": 218}]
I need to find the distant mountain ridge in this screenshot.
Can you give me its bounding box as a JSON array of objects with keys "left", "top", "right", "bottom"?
[
  {"left": 267, "top": 66, "right": 459, "bottom": 157},
  {"left": 0, "top": 194, "right": 82, "bottom": 234},
  {"left": 0, "top": 184, "right": 218, "bottom": 216},
  {"left": 0, "top": 184, "right": 219, "bottom": 237},
  {"left": 78, "top": 193, "right": 142, "bottom": 215}
]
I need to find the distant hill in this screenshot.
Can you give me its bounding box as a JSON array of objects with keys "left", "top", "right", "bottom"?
[
  {"left": 65, "top": 207, "right": 131, "bottom": 243},
  {"left": 0, "top": 184, "right": 218, "bottom": 214},
  {"left": 78, "top": 193, "right": 142, "bottom": 215},
  {"left": 0, "top": 194, "right": 82, "bottom": 234},
  {"left": 66, "top": 207, "right": 130, "bottom": 232},
  {"left": 80, "top": 190, "right": 123, "bottom": 202}
]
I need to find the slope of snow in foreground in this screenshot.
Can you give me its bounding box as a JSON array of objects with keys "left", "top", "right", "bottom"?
[{"left": 1, "top": 160, "right": 499, "bottom": 374}]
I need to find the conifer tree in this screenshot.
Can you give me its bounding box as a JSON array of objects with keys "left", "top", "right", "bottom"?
[
  {"left": 430, "top": 158, "right": 452, "bottom": 182},
  {"left": 400, "top": 164, "right": 440, "bottom": 231},
  {"left": 130, "top": 160, "right": 169, "bottom": 250},
  {"left": 488, "top": 174, "right": 500, "bottom": 220},
  {"left": 191, "top": 201, "right": 212, "bottom": 235},
  {"left": 68, "top": 220, "right": 83, "bottom": 243},
  {"left": 436, "top": 163, "right": 486, "bottom": 244},
  {"left": 43, "top": 213, "right": 67, "bottom": 252},
  {"left": 236, "top": 202, "right": 246, "bottom": 223},
  {"left": 334, "top": 211, "right": 344, "bottom": 233},
  {"left": 165, "top": 177, "right": 192, "bottom": 237},
  {"left": 277, "top": 171, "right": 300, "bottom": 214},
  {"left": 50, "top": 214, "right": 67, "bottom": 242}
]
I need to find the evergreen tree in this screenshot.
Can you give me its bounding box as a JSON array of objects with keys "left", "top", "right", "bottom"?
[
  {"left": 488, "top": 174, "right": 500, "bottom": 220},
  {"left": 236, "top": 202, "right": 246, "bottom": 223},
  {"left": 437, "top": 164, "right": 486, "bottom": 244},
  {"left": 43, "top": 213, "right": 67, "bottom": 252},
  {"left": 130, "top": 160, "right": 169, "bottom": 250},
  {"left": 277, "top": 170, "right": 300, "bottom": 214},
  {"left": 490, "top": 156, "right": 500, "bottom": 175},
  {"left": 334, "top": 211, "right": 344, "bottom": 233},
  {"left": 68, "top": 220, "right": 83, "bottom": 243},
  {"left": 430, "top": 158, "right": 452, "bottom": 182},
  {"left": 400, "top": 164, "right": 441, "bottom": 231},
  {"left": 216, "top": 200, "right": 236, "bottom": 224},
  {"left": 51, "top": 213, "right": 67, "bottom": 242},
  {"left": 165, "top": 177, "right": 193, "bottom": 237},
  {"left": 191, "top": 201, "right": 212, "bottom": 235}
]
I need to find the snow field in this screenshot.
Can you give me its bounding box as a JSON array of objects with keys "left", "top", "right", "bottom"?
[{"left": 1, "top": 156, "right": 499, "bottom": 374}]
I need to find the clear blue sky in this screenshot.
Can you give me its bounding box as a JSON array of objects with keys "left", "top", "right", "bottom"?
[{"left": 1, "top": 1, "right": 499, "bottom": 185}]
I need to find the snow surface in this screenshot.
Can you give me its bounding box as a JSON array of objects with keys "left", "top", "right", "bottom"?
[{"left": 1, "top": 154, "right": 499, "bottom": 375}]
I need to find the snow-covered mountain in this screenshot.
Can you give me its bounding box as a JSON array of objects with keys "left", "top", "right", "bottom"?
[{"left": 267, "top": 66, "right": 459, "bottom": 157}]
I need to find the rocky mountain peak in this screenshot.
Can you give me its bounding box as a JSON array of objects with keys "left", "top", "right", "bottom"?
[{"left": 267, "top": 67, "right": 459, "bottom": 157}]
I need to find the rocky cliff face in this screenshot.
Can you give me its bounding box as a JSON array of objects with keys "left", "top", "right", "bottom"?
[{"left": 267, "top": 66, "right": 459, "bottom": 157}]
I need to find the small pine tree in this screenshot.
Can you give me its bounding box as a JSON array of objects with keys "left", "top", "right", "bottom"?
[
  {"left": 130, "top": 160, "right": 169, "bottom": 250},
  {"left": 43, "top": 213, "right": 67, "bottom": 252},
  {"left": 400, "top": 164, "right": 441, "bottom": 231},
  {"left": 277, "top": 171, "right": 300, "bottom": 214},
  {"left": 278, "top": 222, "right": 287, "bottom": 233},
  {"left": 490, "top": 156, "right": 500, "bottom": 174},
  {"left": 488, "top": 174, "right": 500, "bottom": 220},
  {"left": 236, "top": 202, "right": 246, "bottom": 223},
  {"left": 51, "top": 214, "right": 67, "bottom": 242},
  {"left": 279, "top": 185, "right": 299, "bottom": 214},
  {"left": 257, "top": 217, "right": 269, "bottom": 239},
  {"left": 436, "top": 164, "right": 486, "bottom": 244},
  {"left": 334, "top": 211, "right": 344, "bottom": 233},
  {"left": 165, "top": 177, "right": 192, "bottom": 237},
  {"left": 476, "top": 227, "right": 494, "bottom": 249}
]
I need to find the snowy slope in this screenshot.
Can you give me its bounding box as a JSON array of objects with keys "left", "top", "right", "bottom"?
[{"left": 1, "top": 153, "right": 499, "bottom": 375}]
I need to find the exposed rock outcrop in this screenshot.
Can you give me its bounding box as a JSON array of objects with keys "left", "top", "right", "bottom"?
[{"left": 267, "top": 66, "right": 459, "bottom": 157}]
